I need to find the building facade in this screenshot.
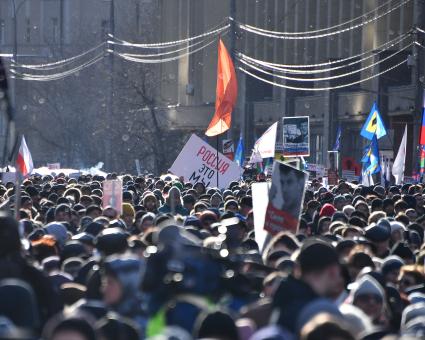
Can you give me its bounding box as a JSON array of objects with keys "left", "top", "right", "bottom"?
[
  {"left": 0, "top": 0, "right": 424, "bottom": 173},
  {"left": 157, "top": 0, "right": 424, "bottom": 175}
]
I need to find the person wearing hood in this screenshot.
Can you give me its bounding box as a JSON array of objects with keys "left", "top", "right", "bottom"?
[
  {"left": 347, "top": 275, "right": 388, "bottom": 326},
  {"left": 101, "top": 254, "right": 147, "bottom": 338},
  {"left": 158, "top": 187, "right": 188, "bottom": 216},
  {"left": 142, "top": 193, "right": 158, "bottom": 214}
]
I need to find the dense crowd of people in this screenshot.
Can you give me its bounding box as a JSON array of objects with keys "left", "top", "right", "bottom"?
[{"left": 0, "top": 171, "right": 424, "bottom": 340}]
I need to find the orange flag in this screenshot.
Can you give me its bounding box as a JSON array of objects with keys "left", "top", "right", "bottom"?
[{"left": 205, "top": 39, "right": 238, "bottom": 137}]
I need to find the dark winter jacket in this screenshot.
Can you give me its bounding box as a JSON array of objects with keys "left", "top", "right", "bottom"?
[{"left": 271, "top": 275, "right": 318, "bottom": 333}]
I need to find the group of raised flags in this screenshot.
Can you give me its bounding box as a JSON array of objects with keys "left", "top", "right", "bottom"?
[
  {"left": 197, "top": 35, "right": 422, "bottom": 186},
  {"left": 360, "top": 103, "right": 387, "bottom": 186},
  {"left": 359, "top": 100, "right": 411, "bottom": 186}
]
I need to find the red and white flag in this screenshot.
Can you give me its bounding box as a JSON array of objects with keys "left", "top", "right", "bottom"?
[{"left": 16, "top": 136, "right": 33, "bottom": 177}]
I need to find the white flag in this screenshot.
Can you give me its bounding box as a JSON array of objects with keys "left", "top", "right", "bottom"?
[
  {"left": 362, "top": 172, "right": 374, "bottom": 186},
  {"left": 249, "top": 148, "right": 263, "bottom": 164},
  {"left": 385, "top": 158, "right": 391, "bottom": 183},
  {"left": 380, "top": 156, "right": 385, "bottom": 185},
  {"left": 392, "top": 125, "right": 407, "bottom": 185},
  {"left": 253, "top": 121, "right": 278, "bottom": 158}
]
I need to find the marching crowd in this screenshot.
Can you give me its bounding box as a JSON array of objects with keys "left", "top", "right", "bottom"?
[{"left": 0, "top": 171, "right": 424, "bottom": 340}]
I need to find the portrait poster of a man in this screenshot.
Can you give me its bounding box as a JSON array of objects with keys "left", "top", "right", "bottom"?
[
  {"left": 264, "top": 161, "right": 308, "bottom": 234},
  {"left": 282, "top": 116, "right": 310, "bottom": 157}
]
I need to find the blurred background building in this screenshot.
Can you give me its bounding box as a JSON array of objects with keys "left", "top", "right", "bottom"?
[{"left": 0, "top": 0, "right": 424, "bottom": 174}]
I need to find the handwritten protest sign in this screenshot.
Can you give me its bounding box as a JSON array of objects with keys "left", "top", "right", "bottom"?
[
  {"left": 170, "top": 134, "right": 242, "bottom": 189},
  {"left": 102, "top": 180, "right": 123, "bottom": 214},
  {"left": 264, "top": 161, "right": 308, "bottom": 235}
]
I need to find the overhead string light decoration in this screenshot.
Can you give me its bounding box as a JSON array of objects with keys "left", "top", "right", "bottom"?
[
  {"left": 109, "top": 22, "right": 229, "bottom": 49},
  {"left": 114, "top": 31, "right": 227, "bottom": 64},
  {"left": 12, "top": 21, "right": 229, "bottom": 81},
  {"left": 114, "top": 34, "right": 215, "bottom": 58},
  {"left": 11, "top": 21, "right": 229, "bottom": 81},
  {"left": 12, "top": 42, "right": 107, "bottom": 70},
  {"left": 238, "top": 42, "right": 413, "bottom": 83},
  {"left": 11, "top": 52, "right": 106, "bottom": 81},
  {"left": 238, "top": 33, "right": 412, "bottom": 74},
  {"left": 239, "top": 57, "right": 408, "bottom": 92},
  {"left": 235, "top": 0, "right": 411, "bottom": 40}
]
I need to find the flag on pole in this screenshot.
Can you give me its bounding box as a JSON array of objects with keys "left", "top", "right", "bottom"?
[
  {"left": 205, "top": 39, "right": 238, "bottom": 137},
  {"left": 392, "top": 125, "right": 407, "bottom": 185},
  {"left": 234, "top": 135, "right": 245, "bottom": 167},
  {"left": 419, "top": 90, "right": 425, "bottom": 145},
  {"left": 361, "top": 135, "right": 381, "bottom": 177},
  {"left": 300, "top": 156, "right": 308, "bottom": 171},
  {"left": 420, "top": 146, "right": 425, "bottom": 180},
  {"left": 333, "top": 125, "right": 342, "bottom": 151},
  {"left": 381, "top": 157, "right": 391, "bottom": 187},
  {"left": 252, "top": 121, "right": 278, "bottom": 159},
  {"left": 386, "top": 159, "right": 391, "bottom": 184},
  {"left": 249, "top": 148, "right": 263, "bottom": 164},
  {"left": 380, "top": 156, "right": 386, "bottom": 185},
  {"left": 16, "top": 136, "right": 33, "bottom": 177},
  {"left": 360, "top": 102, "right": 387, "bottom": 140}
]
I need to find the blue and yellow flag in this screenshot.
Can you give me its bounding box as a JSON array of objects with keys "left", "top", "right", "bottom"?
[
  {"left": 361, "top": 135, "right": 381, "bottom": 176},
  {"left": 360, "top": 102, "right": 387, "bottom": 140}
]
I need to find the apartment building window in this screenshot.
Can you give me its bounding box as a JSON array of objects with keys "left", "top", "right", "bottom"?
[
  {"left": 0, "top": 20, "right": 5, "bottom": 44},
  {"left": 101, "top": 20, "right": 109, "bottom": 39},
  {"left": 51, "top": 18, "right": 59, "bottom": 44},
  {"left": 25, "top": 18, "right": 31, "bottom": 42}
]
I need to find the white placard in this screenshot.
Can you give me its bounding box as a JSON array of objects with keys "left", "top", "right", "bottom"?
[
  {"left": 252, "top": 182, "right": 271, "bottom": 252},
  {"left": 169, "top": 134, "right": 242, "bottom": 189},
  {"left": 2, "top": 172, "right": 16, "bottom": 183},
  {"left": 47, "top": 163, "right": 61, "bottom": 170}
]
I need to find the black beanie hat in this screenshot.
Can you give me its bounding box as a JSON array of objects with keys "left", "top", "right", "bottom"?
[{"left": 297, "top": 238, "right": 339, "bottom": 273}]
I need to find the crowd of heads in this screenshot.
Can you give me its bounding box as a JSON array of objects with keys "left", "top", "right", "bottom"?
[{"left": 0, "top": 172, "right": 424, "bottom": 339}]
